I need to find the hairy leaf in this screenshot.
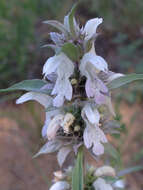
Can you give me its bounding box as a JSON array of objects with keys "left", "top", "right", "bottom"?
[
  {"left": 33, "top": 140, "right": 62, "bottom": 158},
  {"left": 108, "top": 74, "right": 143, "bottom": 89},
  {"left": 41, "top": 44, "right": 61, "bottom": 54},
  {"left": 104, "top": 143, "right": 120, "bottom": 162},
  {"left": 62, "top": 42, "right": 79, "bottom": 61},
  {"left": 43, "top": 20, "right": 68, "bottom": 36},
  {"left": 64, "top": 3, "right": 78, "bottom": 36},
  {"left": 117, "top": 165, "right": 143, "bottom": 177},
  {"left": 0, "top": 79, "right": 51, "bottom": 94}
]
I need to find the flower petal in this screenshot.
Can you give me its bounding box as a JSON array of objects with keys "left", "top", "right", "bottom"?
[
  {"left": 57, "top": 146, "right": 72, "bottom": 167},
  {"left": 16, "top": 92, "right": 52, "bottom": 108},
  {"left": 53, "top": 94, "right": 65, "bottom": 107},
  {"left": 47, "top": 114, "right": 64, "bottom": 140},
  {"left": 83, "top": 125, "right": 107, "bottom": 156},
  {"left": 83, "top": 18, "right": 103, "bottom": 40},
  {"left": 80, "top": 44, "right": 108, "bottom": 76},
  {"left": 93, "top": 178, "right": 113, "bottom": 190},
  {"left": 42, "top": 109, "right": 61, "bottom": 138},
  {"left": 92, "top": 142, "right": 104, "bottom": 156},
  {"left": 85, "top": 78, "right": 95, "bottom": 98},
  {"left": 83, "top": 104, "right": 100, "bottom": 124},
  {"left": 49, "top": 181, "right": 70, "bottom": 190},
  {"left": 43, "top": 55, "right": 60, "bottom": 76},
  {"left": 83, "top": 126, "right": 92, "bottom": 149}
]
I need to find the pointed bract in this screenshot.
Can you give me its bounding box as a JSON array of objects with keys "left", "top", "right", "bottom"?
[{"left": 57, "top": 146, "right": 72, "bottom": 167}]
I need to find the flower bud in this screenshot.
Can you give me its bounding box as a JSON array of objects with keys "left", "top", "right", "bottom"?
[
  {"left": 47, "top": 114, "right": 64, "bottom": 140},
  {"left": 71, "top": 78, "right": 78, "bottom": 85},
  {"left": 94, "top": 166, "right": 116, "bottom": 177},
  {"left": 54, "top": 171, "right": 66, "bottom": 180},
  {"left": 61, "top": 113, "right": 75, "bottom": 133},
  {"left": 74, "top": 125, "right": 80, "bottom": 132}
]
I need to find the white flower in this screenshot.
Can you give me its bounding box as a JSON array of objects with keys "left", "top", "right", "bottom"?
[
  {"left": 82, "top": 104, "right": 108, "bottom": 156},
  {"left": 80, "top": 43, "right": 108, "bottom": 76},
  {"left": 49, "top": 181, "right": 70, "bottom": 190},
  {"left": 82, "top": 103, "right": 100, "bottom": 125},
  {"left": 95, "top": 166, "right": 116, "bottom": 177},
  {"left": 83, "top": 18, "right": 103, "bottom": 41},
  {"left": 15, "top": 92, "right": 62, "bottom": 139},
  {"left": 93, "top": 178, "right": 113, "bottom": 190},
  {"left": 47, "top": 114, "right": 64, "bottom": 140},
  {"left": 79, "top": 42, "right": 110, "bottom": 107},
  {"left": 113, "top": 179, "right": 125, "bottom": 189},
  {"left": 42, "top": 109, "right": 61, "bottom": 138},
  {"left": 16, "top": 92, "right": 52, "bottom": 107},
  {"left": 53, "top": 171, "right": 66, "bottom": 181},
  {"left": 85, "top": 77, "right": 109, "bottom": 105},
  {"left": 61, "top": 113, "right": 75, "bottom": 133},
  {"left": 44, "top": 112, "right": 75, "bottom": 140},
  {"left": 83, "top": 125, "right": 107, "bottom": 156},
  {"left": 57, "top": 146, "right": 72, "bottom": 167},
  {"left": 43, "top": 52, "right": 74, "bottom": 107}
]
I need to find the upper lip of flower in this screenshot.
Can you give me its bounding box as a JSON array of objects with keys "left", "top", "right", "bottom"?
[{"left": 82, "top": 17, "right": 103, "bottom": 41}]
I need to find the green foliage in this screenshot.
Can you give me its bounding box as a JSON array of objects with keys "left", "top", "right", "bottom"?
[
  {"left": 72, "top": 147, "right": 84, "bottom": 190},
  {"left": 64, "top": 3, "right": 78, "bottom": 36},
  {"left": 108, "top": 74, "right": 143, "bottom": 90},
  {"left": 117, "top": 165, "right": 143, "bottom": 177},
  {"left": 0, "top": 79, "right": 50, "bottom": 94},
  {"left": 61, "top": 42, "right": 80, "bottom": 61}
]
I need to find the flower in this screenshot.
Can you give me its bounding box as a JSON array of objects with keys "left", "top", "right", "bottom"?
[
  {"left": 98, "top": 70, "right": 124, "bottom": 85},
  {"left": 94, "top": 165, "right": 116, "bottom": 177},
  {"left": 45, "top": 112, "right": 75, "bottom": 140},
  {"left": 82, "top": 104, "right": 108, "bottom": 156},
  {"left": 83, "top": 18, "right": 103, "bottom": 41},
  {"left": 49, "top": 181, "right": 70, "bottom": 190},
  {"left": 42, "top": 109, "right": 61, "bottom": 138},
  {"left": 43, "top": 52, "right": 74, "bottom": 107},
  {"left": 93, "top": 178, "right": 113, "bottom": 190},
  {"left": 83, "top": 125, "right": 107, "bottom": 156},
  {"left": 47, "top": 114, "right": 65, "bottom": 140},
  {"left": 80, "top": 42, "right": 108, "bottom": 76},
  {"left": 16, "top": 91, "right": 52, "bottom": 107},
  {"left": 79, "top": 43, "right": 110, "bottom": 106}
]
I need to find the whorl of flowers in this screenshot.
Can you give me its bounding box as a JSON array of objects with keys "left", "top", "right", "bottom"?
[
  {"left": 16, "top": 5, "right": 123, "bottom": 166},
  {"left": 48, "top": 165, "right": 125, "bottom": 190},
  {"left": 1, "top": 3, "right": 143, "bottom": 190}
]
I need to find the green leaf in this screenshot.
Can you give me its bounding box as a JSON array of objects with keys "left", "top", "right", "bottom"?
[
  {"left": 0, "top": 79, "right": 50, "bottom": 94},
  {"left": 104, "top": 143, "right": 120, "bottom": 162},
  {"left": 43, "top": 20, "right": 68, "bottom": 36},
  {"left": 72, "top": 147, "right": 84, "bottom": 190},
  {"left": 64, "top": 3, "right": 78, "bottom": 36},
  {"left": 61, "top": 42, "right": 79, "bottom": 61},
  {"left": 117, "top": 165, "right": 143, "bottom": 177},
  {"left": 108, "top": 74, "right": 143, "bottom": 90},
  {"left": 41, "top": 44, "right": 61, "bottom": 54}
]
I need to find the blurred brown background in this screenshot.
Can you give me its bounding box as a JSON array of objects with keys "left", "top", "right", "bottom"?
[{"left": 0, "top": 0, "right": 143, "bottom": 189}]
